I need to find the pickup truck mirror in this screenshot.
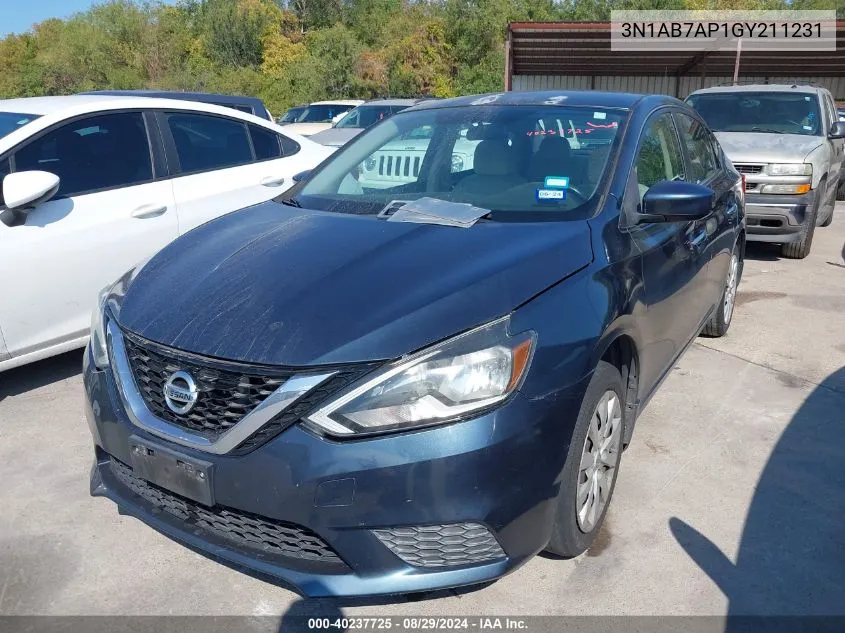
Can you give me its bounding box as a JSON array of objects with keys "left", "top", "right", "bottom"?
[
  {"left": 640, "top": 180, "right": 714, "bottom": 223},
  {"left": 4, "top": 170, "right": 60, "bottom": 211},
  {"left": 828, "top": 121, "right": 845, "bottom": 139}
]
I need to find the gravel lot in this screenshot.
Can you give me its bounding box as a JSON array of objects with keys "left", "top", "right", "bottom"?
[{"left": 1, "top": 204, "right": 843, "bottom": 620}]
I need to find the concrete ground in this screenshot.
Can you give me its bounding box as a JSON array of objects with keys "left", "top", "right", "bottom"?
[{"left": 1, "top": 204, "right": 843, "bottom": 619}]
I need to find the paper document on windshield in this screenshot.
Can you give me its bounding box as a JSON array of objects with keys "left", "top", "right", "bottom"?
[{"left": 386, "top": 197, "right": 490, "bottom": 228}]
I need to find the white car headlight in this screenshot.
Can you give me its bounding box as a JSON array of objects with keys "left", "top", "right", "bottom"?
[
  {"left": 304, "top": 317, "right": 535, "bottom": 437},
  {"left": 766, "top": 163, "right": 812, "bottom": 176},
  {"left": 90, "top": 285, "right": 112, "bottom": 369}
]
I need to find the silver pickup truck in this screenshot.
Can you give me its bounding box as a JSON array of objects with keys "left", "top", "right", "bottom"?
[{"left": 687, "top": 84, "right": 845, "bottom": 258}]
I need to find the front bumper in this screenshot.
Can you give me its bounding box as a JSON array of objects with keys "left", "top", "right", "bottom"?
[
  {"left": 84, "top": 346, "right": 586, "bottom": 597},
  {"left": 744, "top": 190, "right": 815, "bottom": 243}
]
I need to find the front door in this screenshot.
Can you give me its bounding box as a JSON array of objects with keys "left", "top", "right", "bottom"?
[
  {"left": 625, "top": 110, "right": 711, "bottom": 393},
  {"left": 0, "top": 111, "right": 178, "bottom": 358}
]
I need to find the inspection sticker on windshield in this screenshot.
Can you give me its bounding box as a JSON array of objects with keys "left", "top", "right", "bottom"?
[
  {"left": 536, "top": 188, "right": 567, "bottom": 201},
  {"left": 544, "top": 176, "right": 570, "bottom": 189}
]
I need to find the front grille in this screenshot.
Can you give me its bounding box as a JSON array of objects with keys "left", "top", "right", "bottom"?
[
  {"left": 110, "top": 457, "right": 345, "bottom": 566},
  {"left": 733, "top": 163, "right": 764, "bottom": 175},
  {"left": 378, "top": 154, "right": 421, "bottom": 178},
  {"left": 373, "top": 523, "right": 506, "bottom": 569},
  {"left": 123, "top": 332, "right": 292, "bottom": 439},
  {"left": 121, "top": 329, "right": 376, "bottom": 452}
]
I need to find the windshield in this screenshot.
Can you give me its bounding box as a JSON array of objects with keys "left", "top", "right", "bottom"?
[
  {"left": 296, "top": 104, "right": 357, "bottom": 123},
  {"left": 279, "top": 107, "right": 305, "bottom": 123},
  {"left": 0, "top": 112, "right": 40, "bottom": 140},
  {"left": 296, "top": 105, "right": 625, "bottom": 222},
  {"left": 335, "top": 105, "right": 407, "bottom": 129},
  {"left": 687, "top": 92, "right": 822, "bottom": 136}
]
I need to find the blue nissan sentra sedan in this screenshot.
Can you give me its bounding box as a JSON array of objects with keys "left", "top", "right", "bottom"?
[{"left": 84, "top": 91, "right": 745, "bottom": 597}]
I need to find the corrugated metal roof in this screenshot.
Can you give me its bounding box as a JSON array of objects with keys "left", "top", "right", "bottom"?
[{"left": 508, "top": 21, "right": 845, "bottom": 78}]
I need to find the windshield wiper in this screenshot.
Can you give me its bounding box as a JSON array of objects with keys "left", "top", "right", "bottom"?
[
  {"left": 750, "top": 127, "right": 784, "bottom": 134},
  {"left": 280, "top": 197, "right": 302, "bottom": 208}
]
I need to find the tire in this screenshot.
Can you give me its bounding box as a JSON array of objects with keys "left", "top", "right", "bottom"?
[
  {"left": 545, "top": 361, "right": 624, "bottom": 558},
  {"left": 701, "top": 246, "right": 740, "bottom": 338},
  {"left": 781, "top": 189, "right": 820, "bottom": 259},
  {"left": 836, "top": 178, "right": 845, "bottom": 202},
  {"left": 821, "top": 208, "right": 834, "bottom": 227}
]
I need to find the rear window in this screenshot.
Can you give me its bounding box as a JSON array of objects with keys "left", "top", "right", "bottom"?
[{"left": 0, "top": 112, "right": 40, "bottom": 140}]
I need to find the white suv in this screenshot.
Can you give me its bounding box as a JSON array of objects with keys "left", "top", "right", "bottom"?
[{"left": 0, "top": 95, "right": 333, "bottom": 372}]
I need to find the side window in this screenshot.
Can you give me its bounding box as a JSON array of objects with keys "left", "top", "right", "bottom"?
[
  {"left": 279, "top": 134, "right": 300, "bottom": 157},
  {"left": 249, "top": 124, "right": 282, "bottom": 161},
  {"left": 635, "top": 112, "right": 684, "bottom": 201},
  {"left": 0, "top": 158, "right": 9, "bottom": 206},
  {"left": 823, "top": 94, "right": 837, "bottom": 130},
  {"left": 165, "top": 113, "right": 252, "bottom": 174},
  {"left": 14, "top": 112, "right": 152, "bottom": 198},
  {"left": 675, "top": 113, "right": 719, "bottom": 184}
]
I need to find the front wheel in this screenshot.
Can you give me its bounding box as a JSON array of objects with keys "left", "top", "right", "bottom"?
[
  {"left": 545, "top": 361, "right": 624, "bottom": 557},
  {"left": 701, "top": 247, "right": 740, "bottom": 338}
]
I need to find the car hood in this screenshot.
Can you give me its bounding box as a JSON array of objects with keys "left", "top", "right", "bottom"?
[
  {"left": 713, "top": 132, "right": 824, "bottom": 164},
  {"left": 117, "top": 202, "right": 593, "bottom": 367},
  {"left": 309, "top": 127, "right": 362, "bottom": 147}
]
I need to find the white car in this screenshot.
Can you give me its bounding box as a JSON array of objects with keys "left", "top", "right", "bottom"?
[
  {"left": 280, "top": 100, "right": 364, "bottom": 137},
  {"left": 0, "top": 95, "right": 333, "bottom": 372}
]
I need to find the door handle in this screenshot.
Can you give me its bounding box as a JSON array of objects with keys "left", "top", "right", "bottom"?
[
  {"left": 260, "top": 176, "right": 287, "bottom": 187},
  {"left": 131, "top": 204, "right": 168, "bottom": 219}
]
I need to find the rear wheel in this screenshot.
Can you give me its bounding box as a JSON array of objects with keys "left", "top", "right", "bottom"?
[
  {"left": 701, "top": 247, "right": 739, "bottom": 338},
  {"left": 836, "top": 178, "right": 845, "bottom": 202},
  {"left": 781, "top": 190, "right": 819, "bottom": 259},
  {"left": 545, "top": 361, "right": 624, "bottom": 557}
]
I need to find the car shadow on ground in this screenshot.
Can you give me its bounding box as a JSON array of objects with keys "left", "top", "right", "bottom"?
[
  {"left": 670, "top": 366, "right": 845, "bottom": 625},
  {"left": 0, "top": 349, "right": 83, "bottom": 402},
  {"left": 743, "top": 242, "right": 785, "bottom": 262}
]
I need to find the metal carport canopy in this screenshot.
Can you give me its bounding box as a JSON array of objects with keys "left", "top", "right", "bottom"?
[{"left": 507, "top": 21, "right": 845, "bottom": 80}]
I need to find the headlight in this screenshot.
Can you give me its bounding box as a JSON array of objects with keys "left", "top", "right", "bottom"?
[
  {"left": 90, "top": 285, "right": 112, "bottom": 369},
  {"left": 451, "top": 154, "right": 464, "bottom": 172},
  {"left": 304, "top": 317, "right": 535, "bottom": 437},
  {"left": 759, "top": 183, "right": 812, "bottom": 194},
  {"left": 766, "top": 163, "right": 812, "bottom": 176},
  {"left": 364, "top": 157, "right": 377, "bottom": 171}
]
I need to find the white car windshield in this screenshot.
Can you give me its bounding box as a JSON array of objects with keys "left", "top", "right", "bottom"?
[
  {"left": 296, "top": 105, "right": 625, "bottom": 221},
  {"left": 0, "top": 112, "right": 40, "bottom": 139}
]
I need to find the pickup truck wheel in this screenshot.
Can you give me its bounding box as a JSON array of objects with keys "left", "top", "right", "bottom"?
[
  {"left": 836, "top": 179, "right": 845, "bottom": 202},
  {"left": 781, "top": 190, "right": 819, "bottom": 259},
  {"left": 545, "top": 361, "right": 624, "bottom": 558},
  {"left": 701, "top": 248, "right": 739, "bottom": 338}
]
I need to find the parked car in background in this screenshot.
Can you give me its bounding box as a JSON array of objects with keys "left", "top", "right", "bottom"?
[
  {"left": 85, "top": 90, "right": 744, "bottom": 597},
  {"left": 309, "top": 98, "right": 430, "bottom": 147},
  {"left": 687, "top": 84, "right": 844, "bottom": 257},
  {"left": 281, "top": 100, "right": 364, "bottom": 137},
  {"left": 84, "top": 90, "right": 274, "bottom": 121},
  {"left": 0, "top": 95, "right": 332, "bottom": 372},
  {"left": 278, "top": 105, "right": 307, "bottom": 125}
]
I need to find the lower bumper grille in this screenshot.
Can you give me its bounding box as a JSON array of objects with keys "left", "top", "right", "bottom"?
[
  {"left": 109, "top": 458, "right": 344, "bottom": 566},
  {"left": 373, "top": 523, "right": 505, "bottom": 569}
]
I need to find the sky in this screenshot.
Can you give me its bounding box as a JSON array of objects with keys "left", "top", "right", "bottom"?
[{"left": 0, "top": 0, "right": 174, "bottom": 37}]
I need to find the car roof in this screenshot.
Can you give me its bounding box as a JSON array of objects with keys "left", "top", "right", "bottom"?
[
  {"left": 361, "top": 98, "right": 426, "bottom": 106},
  {"left": 311, "top": 100, "right": 365, "bottom": 106},
  {"left": 406, "top": 90, "right": 670, "bottom": 113},
  {"left": 690, "top": 84, "right": 827, "bottom": 96},
  {"left": 84, "top": 89, "right": 265, "bottom": 105},
  {"left": 0, "top": 95, "right": 132, "bottom": 116}
]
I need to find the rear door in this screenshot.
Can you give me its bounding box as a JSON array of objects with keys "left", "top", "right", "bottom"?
[
  {"left": 674, "top": 110, "right": 736, "bottom": 309},
  {"left": 624, "top": 110, "right": 710, "bottom": 391},
  {"left": 0, "top": 110, "right": 178, "bottom": 358},
  {"left": 157, "top": 111, "right": 308, "bottom": 234},
  {"left": 822, "top": 92, "right": 844, "bottom": 206}
]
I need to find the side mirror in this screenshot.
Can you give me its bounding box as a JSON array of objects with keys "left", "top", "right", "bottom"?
[
  {"left": 640, "top": 180, "right": 713, "bottom": 222},
  {"left": 4, "top": 170, "right": 60, "bottom": 210},
  {"left": 828, "top": 121, "right": 845, "bottom": 139},
  {"left": 292, "top": 170, "right": 312, "bottom": 183}
]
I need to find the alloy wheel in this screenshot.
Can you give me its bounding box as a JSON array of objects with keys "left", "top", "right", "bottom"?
[
  {"left": 724, "top": 253, "right": 739, "bottom": 324},
  {"left": 576, "top": 390, "right": 622, "bottom": 533}
]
